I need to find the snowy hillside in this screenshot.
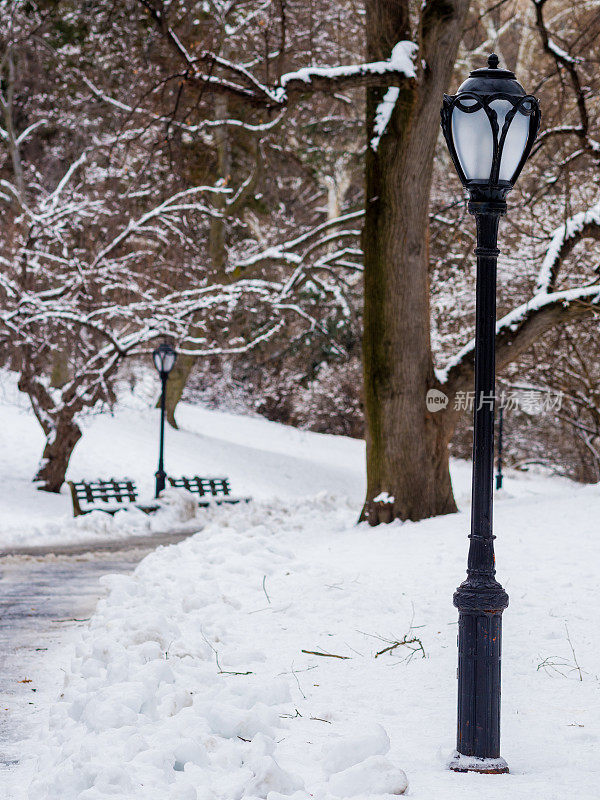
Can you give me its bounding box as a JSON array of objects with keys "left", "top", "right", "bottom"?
[
  {"left": 0, "top": 371, "right": 368, "bottom": 548},
  {"left": 0, "top": 370, "right": 576, "bottom": 549}
]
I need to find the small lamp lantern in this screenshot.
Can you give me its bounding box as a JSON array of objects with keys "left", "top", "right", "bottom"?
[
  {"left": 440, "top": 56, "right": 540, "bottom": 775},
  {"left": 441, "top": 53, "right": 540, "bottom": 206},
  {"left": 152, "top": 342, "right": 177, "bottom": 497},
  {"left": 152, "top": 342, "right": 177, "bottom": 377}
]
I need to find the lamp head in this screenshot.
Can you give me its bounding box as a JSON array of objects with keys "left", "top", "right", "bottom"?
[
  {"left": 440, "top": 54, "right": 540, "bottom": 207},
  {"left": 152, "top": 342, "right": 177, "bottom": 376}
]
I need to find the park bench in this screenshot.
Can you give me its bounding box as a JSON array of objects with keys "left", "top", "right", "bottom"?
[
  {"left": 68, "top": 476, "right": 250, "bottom": 517},
  {"left": 68, "top": 478, "right": 158, "bottom": 517},
  {"left": 168, "top": 476, "right": 251, "bottom": 506}
]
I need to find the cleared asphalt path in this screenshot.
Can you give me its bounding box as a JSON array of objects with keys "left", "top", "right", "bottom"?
[{"left": 0, "top": 529, "right": 200, "bottom": 770}]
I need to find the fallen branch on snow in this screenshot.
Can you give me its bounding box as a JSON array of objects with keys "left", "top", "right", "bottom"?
[{"left": 301, "top": 649, "right": 351, "bottom": 660}]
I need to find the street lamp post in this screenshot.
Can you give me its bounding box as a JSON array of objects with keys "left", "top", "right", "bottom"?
[
  {"left": 440, "top": 54, "right": 540, "bottom": 773},
  {"left": 152, "top": 342, "right": 177, "bottom": 498},
  {"left": 496, "top": 405, "right": 504, "bottom": 490}
]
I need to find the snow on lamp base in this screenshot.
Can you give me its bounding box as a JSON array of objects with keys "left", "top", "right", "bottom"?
[{"left": 448, "top": 751, "right": 509, "bottom": 774}]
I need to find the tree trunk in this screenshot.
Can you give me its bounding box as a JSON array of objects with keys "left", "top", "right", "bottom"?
[
  {"left": 209, "top": 95, "right": 231, "bottom": 273},
  {"left": 34, "top": 415, "right": 82, "bottom": 493},
  {"left": 361, "top": 0, "right": 470, "bottom": 524},
  {"left": 163, "top": 351, "right": 196, "bottom": 428},
  {"left": 50, "top": 350, "right": 70, "bottom": 389},
  {"left": 165, "top": 96, "right": 232, "bottom": 428}
]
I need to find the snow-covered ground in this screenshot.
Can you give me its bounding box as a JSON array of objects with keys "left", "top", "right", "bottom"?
[
  {"left": 0, "top": 370, "right": 366, "bottom": 548},
  {"left": 3, "top": 370, "right": 600, "bottom": 798},
  {"left": 0, "top": 369, "right": 574, "bottom": 548}
]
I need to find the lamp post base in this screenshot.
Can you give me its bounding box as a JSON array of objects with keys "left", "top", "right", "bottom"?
[
  {"left": 155, "top": 469, "right": 166, "bottom": 499},
  {"left": 453, "top": 585, "right": 509, "bottom": 769},
  {"left": 448, "top": 751, "right": 509, "bottom": 774}
]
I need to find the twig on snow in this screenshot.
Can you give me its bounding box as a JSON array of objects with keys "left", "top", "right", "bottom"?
[
  {"left": 290, "top": 663, "right": 307, "bottom": 699},
  {"left": 301, "top": 649, "right": 351, "bottom": 660},
  {"left": 215, "top": 651, "right": 253, "bottom": 676},
  {"left": 201, "top": 629, "right": 253, "bottom": 676},
  {"left": 565, "top": 623, "right": 583, "bottom": 682},
  {"left": 374, "top": 635, "right": 426, "bottom": 660},
  {"left": 262, "top": 574, "right": 271, "bottom": 604},
  {"left": 280, "top": 709, "right": 303, "bottom": 719}
]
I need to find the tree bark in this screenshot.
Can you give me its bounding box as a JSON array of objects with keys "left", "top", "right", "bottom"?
[
  {"left": 34, "top": 414, "right": 82, "bottom": 493},
  {"left": 209, "top": 95, "right": 231, "bottom": 274},
  {"left": 361, "top": 0, "right": 470, "bottom": 524},
  {"left": 163, "top": 350, "right": 196, "bottom": 428}
]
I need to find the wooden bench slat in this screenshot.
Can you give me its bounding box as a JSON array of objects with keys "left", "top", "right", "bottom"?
[
  {"left": 167, "top": 475, "right": 248, "bottom": 507},
  {"left": 68, "top": 479, "right": 139, "bottom": 517},
  {"left": 73, "top": 491, "right": 138, "bottom": 500},
  {"left": 168, "top": 475, "right": 235, "bottom": 499}
]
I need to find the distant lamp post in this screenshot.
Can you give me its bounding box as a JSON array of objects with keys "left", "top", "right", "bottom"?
[
  {"left": 152, "top": 342, "right": 177, "bottom": 498},
  {"left": 496, "top": 405, "right": 504, "bottom": 490},
  {"left": 440, "top": 54, "right": 540, "bottom": 774}
]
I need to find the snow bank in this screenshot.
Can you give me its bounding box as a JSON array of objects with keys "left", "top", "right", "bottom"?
[
  {"left": 0, "top": 488, "right": 204, "bottom": 550},
  {"left": 23, "top": 495, "right": 407, "bottom": 799}
]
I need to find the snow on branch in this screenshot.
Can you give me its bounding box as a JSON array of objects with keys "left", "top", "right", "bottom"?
[
  {"left": 275, "top": 41, "right": 417, "bottom": 104},
  {"left": 200, "top": 53, "right": 282, "bottom": 105},
  {"left": 439, "top": 284, "right": 600, "bottom": 391},
  {"left": 186, "top": 43, "right": 418, "bottom": 107},
  {"left": 82, "top": 73, "right": 287, "bottom": 135},
  {"left": 1, "top": 162, "right": 351, "bottom": 374},
  {"left": 436, "top": 191, "right": 600, "bottom": 393},
  {"left": 92, "top": 185, "right": 230, "bottom": 267},
  {"left": 142, "top": 4, "right": 417, "bottom": 109},
  {"left": 531, "top": 125, "right": 600, "bottom": 157},
  {"left": 235, "top": 210, "right": 364, "bottom": 271},
  {"left": 15, "top": 119, "right": 47, "bottom": 146},
  {"left": 535, "top": 200, "right": 600, "bottom": 293},
  {"left": 177, "top": 320, "right": 286, "bottom": 357},
  {"left": 547, "top": 37, "right": 582, "bottom": 66},
  {"left": 43, "top": 151, "right": 88, "bottom": 210}
]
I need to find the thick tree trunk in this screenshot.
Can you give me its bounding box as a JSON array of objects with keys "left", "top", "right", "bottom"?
[
  {"left": 34, "top": 415, "right": 82, "bottom": 493},
  {"left": 361, "top": 0, "right": 470, "bottom": 524}
]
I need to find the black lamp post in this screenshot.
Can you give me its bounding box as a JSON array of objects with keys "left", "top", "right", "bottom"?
[
  {"left": 152, "top": 342, "right": 177, "bottom": 498},
  {"left": 496, "top": 404, "right": 504, "bottom": 490},
  {"left": 440, "top": 54, "right": 540, "bottom": 773}
]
